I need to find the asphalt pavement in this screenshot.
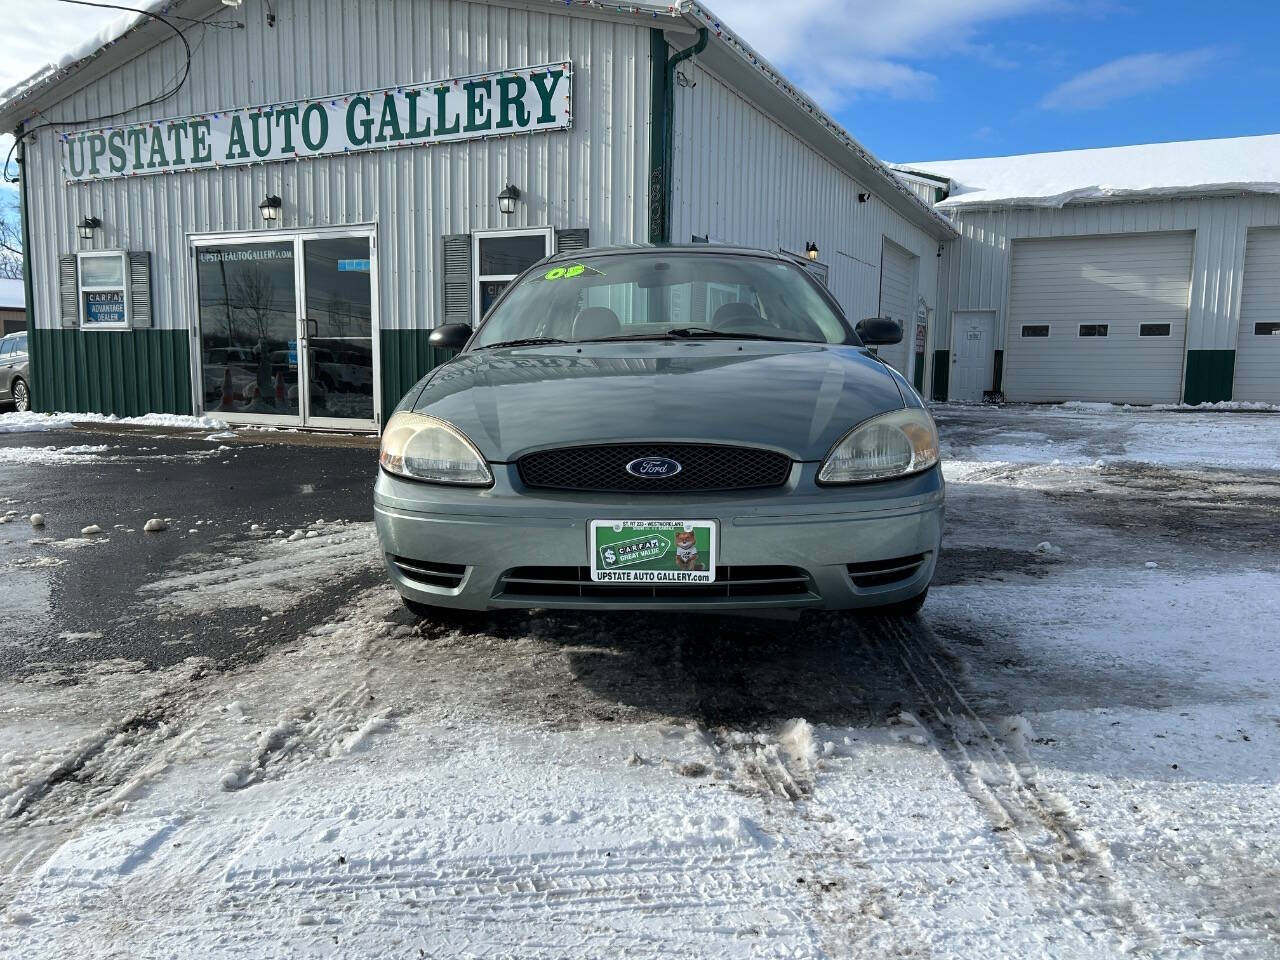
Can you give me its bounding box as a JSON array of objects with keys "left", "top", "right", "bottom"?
[{"left": 0, "top": 425, "right": 380, "bottom": 676}]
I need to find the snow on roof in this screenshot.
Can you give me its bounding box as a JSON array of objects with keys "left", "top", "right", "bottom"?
[
  {"left": 0, "top": 0, "right": 683, "bottom": 117},
  {"left": 896, "top": 134, "right": 1280, "bottom": 209},
  {"left": 0, "top": 278, "right": 25, "bottom": 310}
]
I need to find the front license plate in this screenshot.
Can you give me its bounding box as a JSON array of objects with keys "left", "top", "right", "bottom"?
[{"left": 590, "top": 520, "right": 717, "bottom": 584}]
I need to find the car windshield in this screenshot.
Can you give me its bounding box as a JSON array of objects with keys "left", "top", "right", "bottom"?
[{"left": 471, "top": 253, "right": 853, "bottom": 348}]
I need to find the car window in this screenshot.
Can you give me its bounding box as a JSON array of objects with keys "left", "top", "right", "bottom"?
[
  {"left": 0, "top": 340, "right": 12, "bottom": 359},
  {"left": 13, "top": 334, "right": 25, "bottom": 355},
  {"left": 472, "top": 253, "right": 853, "bottom": 347}
]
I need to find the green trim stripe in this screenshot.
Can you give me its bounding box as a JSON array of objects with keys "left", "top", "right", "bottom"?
[
  {"left": 931, "top": 349, "right": 950, "bottom": 402},
  {"left": 379, "top": 329, "right": 458, "bottom": 416},
  {"left": 31, "top": 329, "right": 192, "bottom": 416},
  {"left": 1183, "top": 349, "right": 1234, "bottom": 406}
]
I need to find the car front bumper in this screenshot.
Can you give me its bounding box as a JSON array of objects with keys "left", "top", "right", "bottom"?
[{"left": 373, "top": 463, "right": 944, "bottom": 612}]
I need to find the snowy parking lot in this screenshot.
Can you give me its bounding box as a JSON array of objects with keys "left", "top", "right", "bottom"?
[{"left": 0, "top": 405, "right": 1278, "bottom": 959}]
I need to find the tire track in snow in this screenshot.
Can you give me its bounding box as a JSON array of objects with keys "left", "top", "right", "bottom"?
[{"left": 867, "top": 616, "right": 1171, "bottom": 956}]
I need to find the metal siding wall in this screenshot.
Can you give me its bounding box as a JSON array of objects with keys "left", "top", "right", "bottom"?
[
  {"left": 935, "top": 195, "right": 1280, "bottom": 358},
  {"left": 24, "top": 0, "right": 652, "bottom": 341},
  {"left": 668, "top": 60, "right": 941, "bottom": 364}
]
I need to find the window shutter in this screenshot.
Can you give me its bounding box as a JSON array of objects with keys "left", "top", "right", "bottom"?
[
  {"left": 555, "top": 228, "right": 590, "bottom": 254},
  {"left": 59, "top": 255, "right": 79, "bottom": 327},
  {"left": 128, "top": 251, "right": 153, "bottom": 328},
  {"left": 441, "top": 234, "right": 472, "bottom": 326}
]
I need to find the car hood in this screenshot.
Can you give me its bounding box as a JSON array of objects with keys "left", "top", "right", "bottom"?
[{"left": 411, "top": 340, "right": 907, "bottom": 462}]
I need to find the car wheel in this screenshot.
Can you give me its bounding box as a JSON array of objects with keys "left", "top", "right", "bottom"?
[
  {"left": 11, "top": 378, "right": 29, "bottom": 413},
  {"left": 402, "top": 596, "right": 435, "bottom": 618},
  {"left": 867, "top": 586, "right": 929, "bottom": 618}
]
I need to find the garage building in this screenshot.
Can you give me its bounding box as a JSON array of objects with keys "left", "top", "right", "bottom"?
[
  {"left": 895, "top": 135, "right": 1280, "bottom": 405},
  {"left": 0, "top": 0, "right": 953, "bottom": 430}
]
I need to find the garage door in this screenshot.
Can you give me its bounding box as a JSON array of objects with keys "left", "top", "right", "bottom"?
[
  {"left": 877, "top": 240, "right": 917, "bottom": 376},
  {"left": 1005, "top": 232, "right": 1193, "bottom": 404},
  {"left": 1235, "top": 229, "right": 1280, "bottom": 404}
]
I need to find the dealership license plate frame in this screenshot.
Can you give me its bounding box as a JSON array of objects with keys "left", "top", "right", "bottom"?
[{"left": 589, "top": 520, "right": 718, "bottom": 585}]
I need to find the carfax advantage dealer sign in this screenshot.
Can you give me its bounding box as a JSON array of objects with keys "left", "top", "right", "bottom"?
[{"left": 61, "top": 63, "right": 572, "bottom": 182}]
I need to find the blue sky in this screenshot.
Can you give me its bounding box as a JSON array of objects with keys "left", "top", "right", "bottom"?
[
  {"left": 2, "top": 0, "right": 1277, "bottom": 178},
  {"left": 713, "top": 0, "right": 1278, "bottom": 163}
]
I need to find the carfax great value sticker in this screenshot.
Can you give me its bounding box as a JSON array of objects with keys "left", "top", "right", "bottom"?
[{"left": 589, "top": 521, "right": 717, "bottom": 584}]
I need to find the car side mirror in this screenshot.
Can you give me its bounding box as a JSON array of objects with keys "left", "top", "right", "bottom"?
[
  {"left": 856, "top": 317, "right": 903, "bottom": 346},
  {"left": 429, "top": 323, "right": 473, "bottom": 350}
]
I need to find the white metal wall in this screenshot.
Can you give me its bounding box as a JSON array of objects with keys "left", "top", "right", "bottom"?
[
  {"left": 669, "top": 59, "right": 941, "bottom": 372},
  {"left": 1004, "top": 232, "right": 1193, "bottom": 404},
  {"left": 1235, "top": 228, "right": 1280, "bottom": 403},
  {"left": 876, "top": 239, "right": 917, "bottom": 375},
  {"left": 936, "top": 195, "right": 1280, "bottom": 359},
  {"left": 23, "top": 0, "right": 653, "bottom": 333}
]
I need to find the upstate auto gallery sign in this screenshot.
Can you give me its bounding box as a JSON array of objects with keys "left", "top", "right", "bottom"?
[{"left": 61, "top": 63, "right": 572, "bottom": 182}]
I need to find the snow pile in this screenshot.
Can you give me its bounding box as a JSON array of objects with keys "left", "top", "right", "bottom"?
[
  {"left": 0, "top": 444, "right": 112, "bottom": 465},
  {"left": 897, "top": 134, "right": 1280, "bottom": 208},
  {"left": 0, "top": 411, "right": 231, "bottom": 434}
]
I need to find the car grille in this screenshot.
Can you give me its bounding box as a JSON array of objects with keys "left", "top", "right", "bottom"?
[
  {"left": 517, "top": 444, "right": 792, "bottom": 494},
  {"left": 390, "top": 556, "right": 468, "bottom": 590},
  {"left": 496, "top": 565, "right": 815, "bottom": 602},
  {"left": 847, "top": 553, "right": 929, "bottom": 590}
]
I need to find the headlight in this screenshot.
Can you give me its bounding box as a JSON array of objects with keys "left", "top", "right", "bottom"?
[
  {"left": 818, "top": 408, "right": 940, "bottom": 484},
  {"left": 379, "top": 412, "right": 493, "bottom": 486}
]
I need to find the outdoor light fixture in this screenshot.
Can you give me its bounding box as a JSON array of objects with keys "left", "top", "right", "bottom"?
[
  {"left": 497, "top": 184, "right": 521, "bottom": 216},
  {"left": 258, "top": 195, "right": 282, "bottom": 222},
  {"left": 858, "top": 193, "right": 870, "bottom": 203},
  {"left": 77, "top": 216, "right": 101, "bottom": 240},
  {"left": 806, "top": 242, "right": 820, "bottom": 261}
]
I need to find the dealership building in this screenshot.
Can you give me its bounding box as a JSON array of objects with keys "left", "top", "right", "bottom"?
[
  {"left": 895, "top": 135, "right": 1280, "bottom": 406},
  {"left": 0, "top": 0, "right": 954, "bottom": 430}
]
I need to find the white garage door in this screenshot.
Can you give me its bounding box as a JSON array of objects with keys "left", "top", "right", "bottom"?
[
  {"left": 1005, "top": 232, "right": 1193, "bottom": 404},
  {"left": 877, "top": 240, "right": 917, "bottom": 376},
  {"left": 1235, "top": 229, "right": 1280, "bottom": 404}
]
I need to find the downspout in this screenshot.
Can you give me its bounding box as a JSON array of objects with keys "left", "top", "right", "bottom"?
[
  {"left": 16, "top": 126, "right": 37, "bottom": 408},
  {"left": 654, "top": 26, "right": 707, "bottom": 244}
]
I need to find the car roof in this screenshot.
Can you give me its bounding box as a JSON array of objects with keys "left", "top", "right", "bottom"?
[{"left": 541, "top": 244, "right": 794, "bottom": 265}]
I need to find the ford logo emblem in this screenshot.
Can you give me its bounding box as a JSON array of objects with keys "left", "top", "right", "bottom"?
[{"left": 626, "top": 456, "right": 683, "bottom": 479}]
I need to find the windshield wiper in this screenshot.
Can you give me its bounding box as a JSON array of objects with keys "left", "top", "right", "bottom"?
[
  {"left": 476, "top": 337, "right": 571, "bottom": 351},
  {"left": 593, "top": 327, "right": 802, "bottom": 343}
]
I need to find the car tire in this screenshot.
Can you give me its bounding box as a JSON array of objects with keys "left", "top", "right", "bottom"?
[
  {"left": 11, "top": 378, "right": 30, "bottom": 413},
  {"left": 402, "top": 596, "right": 436, "bottom": 618},
  {"left": 867, "top": 586, "right": 929, "bottom": 618}
]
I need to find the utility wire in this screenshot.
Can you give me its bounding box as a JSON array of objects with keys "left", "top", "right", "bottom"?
[{"left": 3, "top": 0, "right": 195, "bottom": 182}]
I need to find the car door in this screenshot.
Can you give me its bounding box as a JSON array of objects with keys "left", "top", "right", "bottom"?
[{"left": 0, "top": 338, "right": 14, "bottom": 399}]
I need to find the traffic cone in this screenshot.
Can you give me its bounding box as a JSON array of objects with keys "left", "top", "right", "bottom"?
[
  {"left": 274, "top": 371, "right": 286, "bottom": 403},
  {"left": 218, "top": 367, "right": 234, "bottom": 411}
]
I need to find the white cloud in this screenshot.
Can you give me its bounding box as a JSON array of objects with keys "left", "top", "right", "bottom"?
[
  {"left": 702, "top": 0, "right": 1053, "bottom": 109},
  {"left": 1039, "top": 48, "right": 1220, "bottom": 111}
]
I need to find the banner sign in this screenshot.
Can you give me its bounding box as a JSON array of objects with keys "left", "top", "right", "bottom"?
[{"left": 62, "top": 63, "right": 572, "bottom": 183}]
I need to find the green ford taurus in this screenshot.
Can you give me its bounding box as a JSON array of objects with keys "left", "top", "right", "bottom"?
[{"left": 375, "top": 246, "right": 943, "bottom": 615}]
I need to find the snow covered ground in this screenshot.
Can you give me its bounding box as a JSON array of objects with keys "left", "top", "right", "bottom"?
[{"left": 1, "top": 405, "right": 1278, "bottom": 958}]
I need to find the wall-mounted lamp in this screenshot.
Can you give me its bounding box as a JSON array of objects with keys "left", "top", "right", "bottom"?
[
  {"left": 857, "top": 193, "right": 870, "bottom": 203},
  {"left": 497, "top": 184, "right": 522, "bottom": 216},
  {"left": 259, "top": 195, "right": 282, "bottom": 223},
  {"left": 805, "top": 242, "right": 820, "bottom": 262},
  {"left": 77, "top": 216, "right": 101, "bottom": 240},
  {"left": 937, "top": 243, "right": 945, "bottom": 258}
]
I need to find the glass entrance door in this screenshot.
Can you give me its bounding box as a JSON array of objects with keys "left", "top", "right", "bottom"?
[
  {"left": 196, "top": 242, "right": 299, "bottom": 419},
  {"left": 301, "top": 238, "right": 375, "bottom": 425},
  {"left": 194, "top": 230, "right": 378, "bottom": 430}
]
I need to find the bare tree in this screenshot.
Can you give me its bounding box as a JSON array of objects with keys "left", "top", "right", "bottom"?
[{"left": 0, "top": 193, "right": 21, "bottom": 281}]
